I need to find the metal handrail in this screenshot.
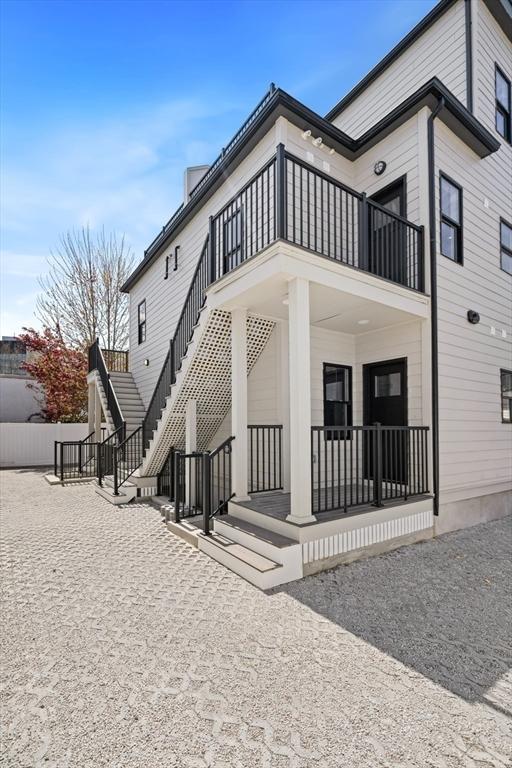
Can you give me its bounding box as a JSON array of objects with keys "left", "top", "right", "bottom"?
[{"left": 88, "top": 339, "right": 126, "bottom": 439}]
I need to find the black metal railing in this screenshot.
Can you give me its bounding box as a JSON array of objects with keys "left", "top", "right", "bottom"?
[
  {"left": 113, "top": 426, "right": 143, "bottom": 494},
  {"left": 284, "top": 151, "right": 424, "bottom": 292},
  {"left": 311, "top": 425, "right": 429, "bottom": 515},
  {"left": 202, "top": 436, "right": 234, "bottom": 535},
  {"left": 248, "top": 425, "right": 283, "bottom": 493},
  {"left": 157, "top": 446, "right": 176, "bottom": 501},
  {"left": 210, "top": 158, "right": 276, "bottom": 280},
  {"left": 88, "top": 339, "right": 126, "bottom": 439},
  {"left": 142, "top": 234, "right": 210, "bottom": 449},
  {"left": 54, "top": 431, "right": 99, "bottom": 481},
  {"left": 173, "top": 451, "right": 204, "bottom": 522},
  {"left": 101, "top": 348, "right": 129, "bottom": 372},
  {"left": 97, "top": 425, "right": 125, "bottom": 486}
]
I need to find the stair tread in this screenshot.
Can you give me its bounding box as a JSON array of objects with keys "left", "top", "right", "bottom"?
[
  {"left": 218, "top": 514, "right": 298, "bottom": 548},
  {"left": 199, "top": 531, "right": 281, "bottom": 572}
]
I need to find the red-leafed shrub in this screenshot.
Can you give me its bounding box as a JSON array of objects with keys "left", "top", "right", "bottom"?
[{"left": 18, "top": 328, "right": 88, "bottom": 423}]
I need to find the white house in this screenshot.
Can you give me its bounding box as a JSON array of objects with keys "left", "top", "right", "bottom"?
[{"left": 63, "top": 0, "right": 511, "bottom": 588}]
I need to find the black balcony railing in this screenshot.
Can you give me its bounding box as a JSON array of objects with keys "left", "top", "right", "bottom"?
[
  {"left": 54, "top": 431, "right": 98, "bottom": 481},
  {"left": 101, "top": 348, "right": 129, "bottom": 372},
  {"left": 311, "top": 425, "right": 429, "bottom": 515},
  {"left": 248, "top": 425, "right": 283, "bottom": 493}
]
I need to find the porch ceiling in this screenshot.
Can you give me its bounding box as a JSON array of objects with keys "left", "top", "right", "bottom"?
[{"left": 219, "top": 275, "right": 422, "bottom": 335}]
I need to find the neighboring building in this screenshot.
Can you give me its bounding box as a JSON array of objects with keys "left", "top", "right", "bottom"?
[
  {"left": 77, "top": 0, "right": 510, "bottom": 587},
  {"left": 0, "top": 337, "right": 43, "bottom": 423}
]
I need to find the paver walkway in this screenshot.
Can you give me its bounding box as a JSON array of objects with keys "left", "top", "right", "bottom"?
[{"left": 1, "top": 469, "right": 511, "bottom": 767}]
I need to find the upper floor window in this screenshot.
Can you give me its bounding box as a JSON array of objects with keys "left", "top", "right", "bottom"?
[
  {"left": 501, "top": 370, "right": 512, "bottom": 423},
  {"left": 440, "top": 174, "right": 463, "bottom": 264},
  {"left": 500, "top": 220, "right": 512, "bottom": 275},
  {"left": 323, "top": 363, "right": 352, "bottom": 439},
  {"left": 138, "top": 300, "right": 146, "bottom": 344},
  {"left": 495, "top": 66, "right": 511, "bottom": 142}
]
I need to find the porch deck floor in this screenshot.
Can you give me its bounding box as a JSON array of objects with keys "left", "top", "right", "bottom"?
[{"left": 237, "top": 488, "right": 431, "bottom": 526}]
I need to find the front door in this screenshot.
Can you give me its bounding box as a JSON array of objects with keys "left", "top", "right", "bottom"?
[
  {"left": 363, "top": 358, "right": 407, "bottom": 484},
  {"left": 368, "top": 178, "right": 407, "bottom": 286}
]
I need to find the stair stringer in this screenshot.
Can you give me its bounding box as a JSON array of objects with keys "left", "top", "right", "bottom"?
[{"left": 140, "top": 307, "right": 275, "bottom": 477}]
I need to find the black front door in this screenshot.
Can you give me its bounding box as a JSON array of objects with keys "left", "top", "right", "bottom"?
[
  {"left": 364, "top": 358, "right": 407, "bottom": 484},
  {"left": 368, "top": 178, "right": 407, "bottom": 286}
]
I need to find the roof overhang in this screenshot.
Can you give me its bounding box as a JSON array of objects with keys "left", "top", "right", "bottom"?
[{"left": 122, "top": 81, "right": 499, "bottom": 292}]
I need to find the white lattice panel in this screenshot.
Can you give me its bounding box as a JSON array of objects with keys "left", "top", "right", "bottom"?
[{"left": 143, "top": 309, "right": 274, "bottom": 476}]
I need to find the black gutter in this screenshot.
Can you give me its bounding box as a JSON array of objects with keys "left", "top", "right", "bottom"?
[
  {"left": 325, "top": 0, "right": 456, "bottom": 122},
  {"left": 427, "top": 97, "right": 445, "bottom": 517},
  {"left": 123, "top": 80, "right": 499, "bottom": 292},
  {"left": 465, "top": 0, "right": 474, "bottom": 112}
]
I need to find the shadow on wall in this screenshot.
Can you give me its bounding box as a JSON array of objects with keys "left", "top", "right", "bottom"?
[{"left": 274, "top": 518, "right": 512, "bottom": 717}]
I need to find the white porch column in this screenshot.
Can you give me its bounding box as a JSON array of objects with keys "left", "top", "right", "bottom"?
[
  {"left": 278, "top": 321, "right": 291, "bottom": 493},
  {"left": 231, "top": 307, "right": 249, "bottom": 501},
  {"left": 94, "top": 386, "right": 102, "bottom": 441},
  {"left": 287, "top": 277, "right": 315, "bottom": 524},
  {"left": 185, "top": 400, "right": 197, "bottom": 508},
  {"left": 87, "top": 380, "right": 95, "bottom": 435}
]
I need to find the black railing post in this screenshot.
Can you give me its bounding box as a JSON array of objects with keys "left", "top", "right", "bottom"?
[
  {"left": 113, "top": 449, "right": 119, "bottom": 495},
  {"left": 59, "top": 442, "right": 64, "bottom": 482},
  {"left": 373, "top": 423, "right": 383, "bottom": 508},
  {"left": 78, "top": 440, "right": 82, "bottom": 475},
  {"left": 98, "top": 442, "right": 103, "bottom": 487},
  {"left": 170, "top": 339, "right": 175, "bottom": 386},
  {"left": 418, "top": 225, "right": 425, "bottom": 293},
  {"left": 174, "top": 451, "right": 181, "bottom": 523},
  {"left": 202, "top": 451, "right": 211, "bottom": 535},
  {"left": 275, "top": 143, "right": 286, "bottom": 240},
  {"left": 208, "top": 216, "right": 216, "bottom": 284},
  {"left": 54, "top": 441, "right": 58, "bottom": 477},
  {"left": 359, "top": 192, "right": 369, "bottom": 271}
]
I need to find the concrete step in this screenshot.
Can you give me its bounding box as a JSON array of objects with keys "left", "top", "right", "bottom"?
[
  {"left": 95, "top": 480, "right": 137, "bottom": 505},
  {"left": 197, "top": 531, "right": 284, "bottom": 590},
  {"left": 213, "top": 515, "right": 303, "bottom": 585}
]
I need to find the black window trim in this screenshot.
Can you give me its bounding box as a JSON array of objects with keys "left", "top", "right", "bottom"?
[
  {"left": 500, "top": 368, "right": 512, "bottom": 424},
  {"left": 495, "top": 63, "right": 511, "bottom": 144},
  {"left": 369, "top": 174, "right": 407, "bottom": 217},
  {"left": 322, "top": 362, "right": 353, "bottom": 440},
  {"left": 499, "top": 217, "right": 512, "bottom": 276},
  {"left": 137, "top": 299, "right": 146, "bottom": 345},
  {"left": 439, "top": 172, "right": 463, "bottom": 265}
]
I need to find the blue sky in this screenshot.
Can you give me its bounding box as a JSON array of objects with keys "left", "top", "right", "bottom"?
[{"left": 0, "top": 0, "right": 436, "bottom": 336}]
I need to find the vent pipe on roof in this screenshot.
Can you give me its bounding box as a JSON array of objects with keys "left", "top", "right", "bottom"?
[{"left": 184, "top": 165, "right": 210, "bottom": 204}]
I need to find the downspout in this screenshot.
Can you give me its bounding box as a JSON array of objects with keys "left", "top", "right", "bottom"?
[{"left": 427, "top": 97, "right": 445, "bottom": 517}]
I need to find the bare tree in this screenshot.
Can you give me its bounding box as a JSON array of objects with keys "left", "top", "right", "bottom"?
[{"left": 36, "top": 227, "right": 134, "bottom": 351}]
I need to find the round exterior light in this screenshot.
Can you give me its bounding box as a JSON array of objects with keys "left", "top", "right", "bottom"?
[
  {"left": 144, "top": 358, "right": 150, "bottom": 366},
  {"left": 374, "top": 161, "right": 387, "bottom": 176}
]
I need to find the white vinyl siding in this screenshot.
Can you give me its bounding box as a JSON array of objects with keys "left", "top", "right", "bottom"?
[
  {"left": 331, "top": 0, "right": 467, "bottom": 138},
  {"left": 129, "top": 129, "right": 277, "bottom": 406},
  {"left": 434, "top": 117, "right": 512, "bottom": 499}
]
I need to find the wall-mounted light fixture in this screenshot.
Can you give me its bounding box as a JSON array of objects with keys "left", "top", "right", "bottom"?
[
  {"left": 467, "top": 309, "right": 480, "bottom": 324},
  {"left": 374, "top": 160, "right": 387, "bottom": 176},
  {"left": 144, "top": 359, "right": 150, "bottom": 366},
  {"left": 301, "top": 130, "right": 336, "bottom": 156}
]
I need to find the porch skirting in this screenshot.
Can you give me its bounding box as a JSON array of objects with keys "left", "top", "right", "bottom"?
[{"left": 302, "top": 507, "right": 434, "bottom": 568}]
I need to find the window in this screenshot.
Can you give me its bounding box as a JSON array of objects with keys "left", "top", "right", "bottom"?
[
  {"left": 500, "top": 219, "right": 512, "bottom": 275},
  {"left": 222, "top": 208, "right": 243, "bottom": 272},
  {"left": 323, "top": 363, "right": 352, "bottom": 438},
  {"left": 440, "top": 174, "right": 463, "bottom": 263},
  {"left": 495, "top": 66, "right": 511, "bottom": 142},
  {"left": 374, "top": 372, "right": 401, "bottom": 398},
  {"left": 138, "top": 300, "right": 146, "bottom": 344},
  {"left": 501, "top": 370, "right": 512, "bottom": 423}
]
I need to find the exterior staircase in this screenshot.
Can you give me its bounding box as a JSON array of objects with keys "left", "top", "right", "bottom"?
[{"left": 108, "top": 372, "right": 145, "bottom": 437}]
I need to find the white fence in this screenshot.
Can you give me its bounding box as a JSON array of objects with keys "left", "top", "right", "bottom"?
[{"left": 0, "top": 423, "right": 89, "bottom": 467}]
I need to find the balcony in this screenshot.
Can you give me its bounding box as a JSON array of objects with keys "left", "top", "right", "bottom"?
[{"left": 209, "top": 145, "right": 424, "bottom": 293}]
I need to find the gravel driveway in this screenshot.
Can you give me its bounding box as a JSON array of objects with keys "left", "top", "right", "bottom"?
[{"left": 1, "top": 469, "right": 511, "bottom": 767}]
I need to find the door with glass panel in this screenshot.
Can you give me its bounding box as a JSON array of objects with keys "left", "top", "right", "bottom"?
[
  {"left": 363, "top": 358, "right": 407, "bottom": 485},
  {"left": 368, "top": 178, "right": 407, "bottom": 285}
]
